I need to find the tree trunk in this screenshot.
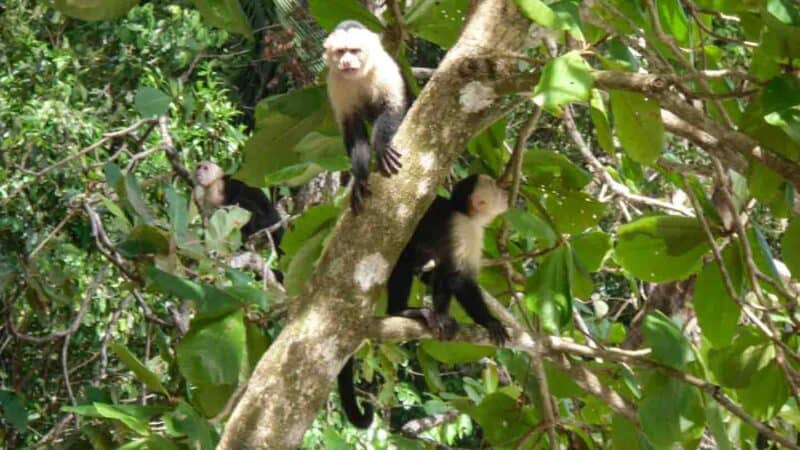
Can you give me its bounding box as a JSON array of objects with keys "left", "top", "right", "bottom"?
[{"left": 218, "top": 1, "right": 533, "bottom": 448}]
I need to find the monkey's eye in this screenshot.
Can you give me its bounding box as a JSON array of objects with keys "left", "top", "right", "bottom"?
[
  {"left": 350, "top": 48, "right": 362, "bottom": 54},
  {"left": 336, "top": 49, "right": 346, "bottom": 56}
]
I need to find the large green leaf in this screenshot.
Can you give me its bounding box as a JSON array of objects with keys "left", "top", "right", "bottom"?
[
  {"left": 708, "top": 328, "right": 774, "bottom": 388},
  {"left": 309, "top": 0, "right": 382, "bottom": 32},
  {"left": 693, "top": 244, "right": 743, "bottom": 347},
  {"left": 523, "top": 149, "right": 592, "bottom": 190},
  {"left": 205, "top": 206, "right": 249, "bottom": 253},
  {"left": 284, "top": 229, "right": 329, "bottom": 296},
  {"left": 503, "top": 208, "right": 558, "bottom": 248},
  {"left": 117, "top": 225, "right": 171, "bottom": 258},
  {"left": 134, "top": 86, "right": 171, "bottom": 118},
  {"left": 109, "top": 342, "right": 168, "bottom": 395},
  {"left": 615, "top": 215, "right": 711, "bottom": 282},
  {"left": 0, "top": 391, "right": 28, "bottom": 431},
  {"left": 533, "top": 51, "right": 594, "bottom": 115},
  {"left": 280, "top": 204, "right": 340, "bottom": 270},
  {"left": 420, "top": 340, "right": 496, "bottom": 365},
  {"left": 639, "top": 373, "right": 705, "bottom": 447},
  {"left": 164, "top": 401, "right": 217, "bottom": 450},
  {"left": 642, "top": 312, "right": 692, "bottom": 369},
  {"left": 570, "top": 231, "right": 611, "bottom": 272},
  {"left": 405, "top": 0, "right": 470, "bottom": 48},
  {"left": 611, "top": 414, "right": 646, "bottom": 450},
  {"left": 177, "top": 310, "right": 246, "bottom": 388},
  {"left": 417, "top": 347, "right": 445, "bottom": 392},
  {"left": 610, "top": 90, "right": 664, "bottom": 165},
  {"left": 783, "top": 217, "right": 800, "bottom": 278},
  {"left": 237, "top": 87, "right": 337, "bottom": 187},
  {"left": 590, "top": 88, "right": 615, "bottom": 155},
  {"left": 63, "top": 403, "right": 165, "bottom": 435},
  {"left": 735, "top": 362, "right": 789, "bottom": 420},
  {"left": 514, "top": 0, "right": 559, "bottom": 30},
  {"left": 452, "top": 392, "right": 535, "bottom": 446},
  {"left": 146, "top": 267, "right": 242, "bottom": 320},
  {"left": 525, "top": 246, "right": 573, "bottom": 332},
  {"left": 190, "top": 0, "right": 252, "bottom": 38},
  {"left": 762, "top": 75, "right": 800, "bottom": 144},
  {"left": 656, "top": 0, "right": 691, "bottom": 46},
  {"left": 542, "top": 190, "right": 606, "bottom": 235},
  {"left": 53, "top": 0, "right": 138, "bottom": 21}
]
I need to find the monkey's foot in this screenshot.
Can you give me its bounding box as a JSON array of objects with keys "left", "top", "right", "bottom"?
[
  {"left": 395, "top": 308, "right": 458, "bottom": 340},
  {"left": 484, "top": 319, "right": 509, "bottom": 346},
  {"left": 377, "top": 145, "right": 402, "bottom": 177},
  {"left": 350, "top": 180, "right": 372, "bottom": 214}
]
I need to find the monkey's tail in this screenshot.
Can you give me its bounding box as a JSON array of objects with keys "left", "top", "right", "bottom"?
[{"left": 338, "top": 357, "right": 373, "bottom": 428}]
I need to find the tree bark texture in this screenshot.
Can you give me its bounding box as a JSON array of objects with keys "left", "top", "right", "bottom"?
[{"left": 218, "top": 1, "right": 532, "bottom": 448}]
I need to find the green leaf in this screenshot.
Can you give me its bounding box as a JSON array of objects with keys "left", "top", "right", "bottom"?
[
  {"left": 532, "top": 51, "right": 594, "bottom": 115},
  {"left": 165, "top": 186, "right": 189, "bottom": 238},
  {"left": 284, "top": 229, "right": 328, "bottom": 296},
  {"left": 525, "top": 246, "right": 573, "bottom": 332},
  {"left": 709, "top": 328, "right": 774, "bottom": 388},
  {"left": 177, "top": 310, "right": 246, "bottom": 388},
  {"left": 280, "top": 204, "right": 340, "bottom": 270},
  {"left": 705, "top": 402, "right": 732, "bottom": 450},
  {"left": 0, "top": 391, "right": 28, "bottom": 431},
  {"left": 504, "top": 209, "right": 557, "bottom": 248},
  {"left": 570, "top": 231, "right": 611, "bottom": 272},
  {"left": 309, "top": 0, "right": 383, "bottom": 32},
  {"left": 164, "top": 402, "right": 217, "bottom": 450},
  {"left": 405, "top": 0, "right": 471, "bottom": 49},
  {"left": 542, "top": 190, "right": 606, "bottom": 235},
  {"left": 642, "top": 312, "right": 692, "bottom": 369},
  {"left": 514, "top": 0, "right": 559, "bottom": 29},
  {"left": 656, "top": 0, "right": 691, "bottom": 46},
  {"left": 452, "top": 392, "right": 534, "bottom": 445},
  {"left": 237, "top": 87, "right": 335, "bottom": 187},
  {"left": 639, "top": 373, "right": 704, "bottom": 447},
  {"left": 420, "top": 340, "right": 496, "bottom": 364},
  {"left": 118, "top": 225, "right": 171, "bottom": 258},
  {"left": 615, "top": 215, "right": 711, "bottom": 282},
  {"left": 611, "top": 414, "right": 646, "bottom": 450},
  {"left": 762, "top": 75, "right": 800, "bottom": 144},
  {"left": 417, "top": 347, "right": 446, "bottom": 392},
  {"left": 748, "top": 161, "right": 785, "bottom": 203},
  {"left": 468, "top": 119, "right": 507, "bottom": 176},
  {"left": 134, "top": 87, "right": 171, "bottom": 118},
  {"left": 53, "top": 0, "right": 138, "bottom": 21},
  {"left": 783, "top": 218, "right": 800, "bottom": 278},
  {"left": 109, "top": 342, "right": 168, "bottom": 395},
  {"left": 205, "top": 206, "right": 249, "bottom": 253},
  {"left": 610, "top": 90, "right": 664, "bottom": 165},
  {"left": 523, "top": 149, "right": 592, "bottom": 190},
  {"left": 116, "top": 172, "right": 154, "bottom": 224},
  {"left": 146, "top": 267, "right": 242, "bottom": 320},
  {"left": 693, "top": 244, "right": 743, "bottom": 347},
  {"left": 63, "top": 403, "right": 164, "bottom": 435},
  {"left": 590, "top": 89, "right": 615, "bottom": 155},
  {"left": 736, "top": 362, "right": 789, "bottom": 420},
  {"left": 190, "top": 0, "right": 252, "bottom": 38}
]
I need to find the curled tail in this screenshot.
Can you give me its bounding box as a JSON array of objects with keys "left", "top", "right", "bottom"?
[{"left": 337, "top": 357, "right": 373, "bottom": 428}]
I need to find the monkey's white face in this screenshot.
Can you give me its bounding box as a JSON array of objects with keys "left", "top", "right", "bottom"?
[
  {"left": 470, "top": 175, "right": 509, "bottom": 222},
  {"left": 195, "top": 161, "right": 224, "bottom": 187},
  {"left": 323, "top": 28, "right": 380, "bottom": 79}
]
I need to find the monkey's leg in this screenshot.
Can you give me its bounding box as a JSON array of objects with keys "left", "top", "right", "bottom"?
[{"left": 343, "top": 117, "right": 372, "bottom": 213}]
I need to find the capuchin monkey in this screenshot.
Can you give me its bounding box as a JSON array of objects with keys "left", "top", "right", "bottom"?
[
  {"left": 337, "top": 175, "right": 510, "bottom": 428},
  {"left": 323, "top": 20, "right": 410, "bottom": 213},
  {"left": 193, "top": 161, "right": 285, "bottom": 246}
]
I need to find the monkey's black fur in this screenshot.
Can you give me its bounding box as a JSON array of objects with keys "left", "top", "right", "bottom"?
[
  {"left": 337, "top": 175, "right": 508, "bottom": 429},
  {"left": 222, "top": 176, "right": 284, "bottom": 245}
]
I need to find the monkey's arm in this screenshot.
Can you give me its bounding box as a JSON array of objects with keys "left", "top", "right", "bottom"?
[
  {"left": 449, "top": 272, "right": 509, "bottom": 345},
  {"left": 372, "top": 111, "right": 403, "bottom": 177}
]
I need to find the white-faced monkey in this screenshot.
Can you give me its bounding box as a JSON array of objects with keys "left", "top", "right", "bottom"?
[
  {"left": 338, "top": 175, "right": 511, "bottom": 428},
  {"left": 323, "top": 20, "right": 410, "bottom": 213},
  {"left": 193, "top": 161, "right": 284, "bottom": 245}
]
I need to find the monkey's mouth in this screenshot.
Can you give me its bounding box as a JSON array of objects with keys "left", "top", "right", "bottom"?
[{"left": 339, "top": 67, "right": 361, "bottom": 75}]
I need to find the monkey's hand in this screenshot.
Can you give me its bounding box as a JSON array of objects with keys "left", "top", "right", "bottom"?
[
  {"left": 377, "top": 144, "right": 402, "bottom": 177},
  {"left": 350, "top": 179, "right": 372, "bottom": 214},
  {"left": 484, "top": 319, "right": 509, "bottom": 346}
]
